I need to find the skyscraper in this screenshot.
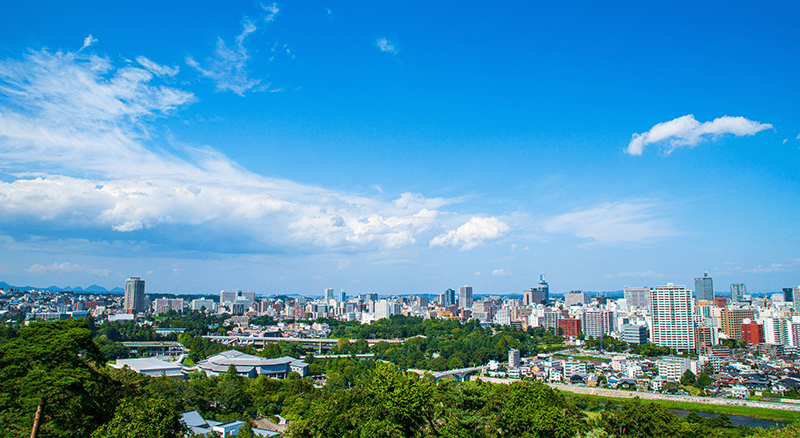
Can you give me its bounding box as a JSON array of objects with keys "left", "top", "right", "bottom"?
[
  {"left": 459, "top": 286, "right": 473, "bottom": 309},
  {"left": 694, "top": 272, "right": 714, "bottom": 301},
  {"left": 650, "top": 283, "right": 696, "bottom": 351},
  {"left": 730, "top": 283, "right": 746, "bottom": 302},
  {"left": 624, "top": 287, "right": 651, "bottom": 309},
  {"left": 523, "top": 274, "right": 549, "bottom": 305},
  {"left": 124, "top": 277, "right": 145, "bottom": 314},
  {"left": 324, "top": 288, "right": 335, "bottom": 302},
  {"left": 444, "top": 288, "right": 456, "bottom": 306},
  {"left": 538, "top": 274, "right": 549, "bottom": 303}
]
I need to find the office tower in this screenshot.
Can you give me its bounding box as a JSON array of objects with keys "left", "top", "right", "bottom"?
[
  {"left": 762, "top": 317, "right": 789, "bottom": 345},
  {"left": 581, "top": 310, "right": 613, "bottom": 338},
  {"left": 220, "top": 290, "right": 238, "bottom": 305},
  {"left": 650, "top": 283, "right": 696, "bottom": 351},
  {"left": 459, "top": 286, "right": 473, "bottom": 309},
  {"left": 621, "top": 324, "right": 648, "bottom": 344},
  {"left": 124, "top": 277, "right": 145, "bottom": 314},
  {"left": 445, "top": 288, "right": 456, "bottom": 307},
  {"left": 338, "top": 290, "right": 346, "bottom": 303},
  {"left": 624, "top": 287, "right": 651, "bottom": 309},
  {"left": 730, "top": 283, "right": 746, "bottom": 303},
  {"left": 564, "top": 291, "right": 589, "bottom": 306},
  {"left": 537, "top": 274, "right": 549, "bottom": 302},
  {"left": 324, "top": 288, "right": 335, "bottom": 302},
  {"left": 359, "top": 292, "right": 378, "bottom": 302},
  {"left": 721, "top": 306, "right": 755, "bottom": 341},
  {"left": 784, "top": 287, "right": 800, "bottom": 309},
  {"left": 694, "top": 272, "right": 714, "bottom": 301}
]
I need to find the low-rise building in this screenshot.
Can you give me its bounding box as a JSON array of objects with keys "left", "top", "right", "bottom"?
[{"left": 196, "top": 350, "right": 308, "bottom": 379}]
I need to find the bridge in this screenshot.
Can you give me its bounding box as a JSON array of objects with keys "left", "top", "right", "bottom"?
[{"left": 407, "top": 366, "right": 484, "bottom": 383}]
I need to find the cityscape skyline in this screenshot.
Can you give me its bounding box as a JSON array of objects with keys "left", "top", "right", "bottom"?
[{"left": 1, "top": 2, "right": 798, "bottom": 296}]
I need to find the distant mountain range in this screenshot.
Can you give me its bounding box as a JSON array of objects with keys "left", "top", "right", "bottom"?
[{"left": 0, "top": 281, "right": 124, "bottom": 294}]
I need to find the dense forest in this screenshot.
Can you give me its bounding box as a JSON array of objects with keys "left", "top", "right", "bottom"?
[{"left": 0, "top": 319, "right": 792, "bottom": 437}]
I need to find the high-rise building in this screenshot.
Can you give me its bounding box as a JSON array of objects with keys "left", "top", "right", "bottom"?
[
  {"left": 124, "top": 277, "right": 145, "bottom": 314},
  {"left": 444, "top": 289, "right": 456, "bottom": 307},
  {"left": 324, "top": 288, "right": 335, "bottom": 302},
  {"left": 537, "top": 274, "right": 549, "bottom": 303},
  {"left": 558, "top": 317, "right": 581, "bottom": 339},
  {"left": 730, "top": 283, "right": 746, "bottom": 303},
  {"left": 721, "top": 306, "right": 755, "bottom": 341},
  {"left": 338, "top": 290, "right": 346, "bottom": 303},
  {"left": 784, "top": 287, "right": 800, "bottom": 309},
  {"left": 741, "top": 319, "right": 764, "bottom": 345},
  {"left": 581, "top": 310, "right": 614, "bottom": 338},
  {"left": 543, "top": 310, "right": 561, "bottom": 332},
  {"left": 459, "top": 286, "right": 473, "bottom": 309},
  {"left": 621, "top": 324, "right": 648, "bottom": 345},
  {"left": 650, "top": 283, "right": 696, "bottom": 351},
  {"left": 623, "top": 287, "right": 651, "bottom": 309},
  {"left": 523, "top": 274, "right": 550, "bottom": 306},
  {"left": 564, "top": 291, "right": 589, "bottom": 306},
  {"left": 694, "top": 272, "right": 714, "bottom": 301}
]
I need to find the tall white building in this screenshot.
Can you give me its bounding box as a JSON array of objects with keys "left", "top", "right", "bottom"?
[
  {"left": 650, "top": 283, "right": 696, "bottom": 352},
  {"left": 730, "top": 283, "right": 746, "bottom": 303},
  {"left": 459, "top": 286, "right": 473, "bottom": 309},
  {"left": 324, "top": 288, "right": 335, "bottom": 302},
  {"left": 624, "top": 287, "right": 651, "bottom": 309}
]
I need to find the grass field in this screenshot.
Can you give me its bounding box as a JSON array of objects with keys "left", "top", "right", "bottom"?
[{"left": 566, "top": 392, "right": 800, "bottom": 424}]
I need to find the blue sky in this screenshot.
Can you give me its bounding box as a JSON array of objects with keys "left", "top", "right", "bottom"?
[{"left": 0, "top": 1, "right": 798, "bottom": 296}]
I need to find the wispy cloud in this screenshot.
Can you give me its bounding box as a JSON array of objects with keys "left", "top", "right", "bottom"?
[
  {"left": 80, "top": 35, "right": 97, "bottom": 51},
  {"left": 261, "top": 3, "right": 279, "bottom": 22},
  {"left": 136, "top": 56, "right": 179, "bottom": 77},
  {"left": 743, "top": 258, "right": 800, "bottom": 274},
  {"left": 430, "top": 216, "right": 509, "bottom": 251},
  {"left": 605, "top": 270, "right": 665, "bottom": 279},
  {"left": 187, "top": 19, "right": 261, "bottom": 96},
  {"left": 626, "top": 115, "right": 772, "bottom": 156},
  {"left": 541, "top": 200, "right": 677, "bottom": 245},
  {"left": 376, "top": 38, "right": 399, "bottom": 54},
  {"left": 474, "top": 271, "right": 481, "bottom": 276},
  {"left": 0, "top": 48, "right": 477, "bottom": 256},
  {"left": 492, "top": 268, "right": 510, "bottom": 276},
  {"left": 26, "top": 262, "right": 115, "bottom": 277}
]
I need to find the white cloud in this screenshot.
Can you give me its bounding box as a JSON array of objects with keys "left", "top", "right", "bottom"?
[
  {"left": 522, "top": 246, "right": 530, "bottom": 251},
  {"left": 784, "top": 139, "right": 789, "bottom": 144},
  {"left": 187, "top": 19, "right": 261, "bottom": 96},
  {"left": 0, "top": 48, "right": 471, "bottom": 255},
  {"left": 473, "top": 271, "right": 481, "bottom": 276},
  {"left": 261, "top": 3, "right": 280, "bottom": 22},
  {"left": 80, "top": 35, "right": 97, "bottom": 51},
  {"left": 376, "top": 38, "right": 399, "bottom": 54},
  {"left": 136, "top": 56, "right": 179, "bottom": 77},
  {"left": 605, "top": 270, "right": 664, "bottom": 279},
  {"left": 542, "top": 200, "right": 677, "bottom": 245},
  {"left": 743, "top": 258, "right": 800, "bottom": 274},
  {"left": 797, "top": 134, "right": 800, "bottom": 140},
  {"left": 626, "top": 115, "right": 772, "bottom": 156},
  {"left": 26, "top": 262, "right": 114, "bottom": 277},
  {"left": 430, "top": 216, "right": 509, "bottom": 251},
  {"left": 492, "top": 268, "right": 510, "bottom": 276}
]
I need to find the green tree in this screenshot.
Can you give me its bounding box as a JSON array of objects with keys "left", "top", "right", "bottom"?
[
  {"left": 91, "top": 396, "right": 185, "bottom": 438},
  {"left": 680, "top": 369, "right": 696, "bottom": 386},
  {"left": 496, "top": 381, "right": 588, "bottom": 438},
  {"left": 0, "top": 319, "right": 121, "bottom": 438},
  {"left": 600, "top": 398, "right": 682, "bottom": 438}
]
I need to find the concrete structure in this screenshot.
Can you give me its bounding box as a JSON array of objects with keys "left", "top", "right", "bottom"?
[
  {"left": 191, "top": 298, "right": 215, "bottom": 312},
  {"left": 784, "top": 287, "right": 800, "bottom": 309},
  {"left": 111, "top": 357, "right": 184, "bottom": 378},
  {"left": 694, "top": 272, "right": 714, "bottom": 302},
  {"left": 459, "top": 286, "right": 473, "bottom": 309},
  {"left": 563, "top": 358, "right": 587, "bottom": 378},
  {"left": 721, "top": 306, "right": 755, "bottom": 341},
  {"left": 153, "top": 298, "right": 184, "bottom": 315},
  {"left": 558, "top": 317, "right": 581, "bottom": 339},
  {"left": 124, "top": 277, "right": 145, "bottom": 314},
  {"left": 564, "top": 291, "right": 589, "bottom": 306},
  {"left": 624, "top": 287, "right": 651, "bottom": 309},
  {"left": 582, "top": 310, "right": 613, "bottom": 338},
  {"left": 650, "top": 283, "right": 696, "bottom": 351},
  {"left": 621, "top": 324, "right": 648, "bottom": 344},
  {"left": 324, "top": 288, "right": 335, "bottom": 302},
  {"left": 741, "top": 319, "right": 765, "bottom": 345},
  {"left": 730, "top": 283, "right": 746, "bottom": 302},
  {"left": 508, "top": 349, "right": 520, "bottom": 369},
  {"left": 542, "top": 310, "right": 561, "bottom": 332},
  {"left": 657, "top": 356, "right": 690, "bottom": 381},
  {"left": 196, "top": 350, "right": 308, "bottom": 379}
]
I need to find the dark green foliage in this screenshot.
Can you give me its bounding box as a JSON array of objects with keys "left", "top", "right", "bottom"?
[
  {"left": 0, "top": 319, "right": 122, "bottom": 438},
  {"left": 681, "top": 369, "right": 697, "bottom": 386},
  {"left": 91, "top": 396, "right": 185, "bottom": 438},
  {"left": 599, "top": 397, "right": 682, "bottom": 438}
]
